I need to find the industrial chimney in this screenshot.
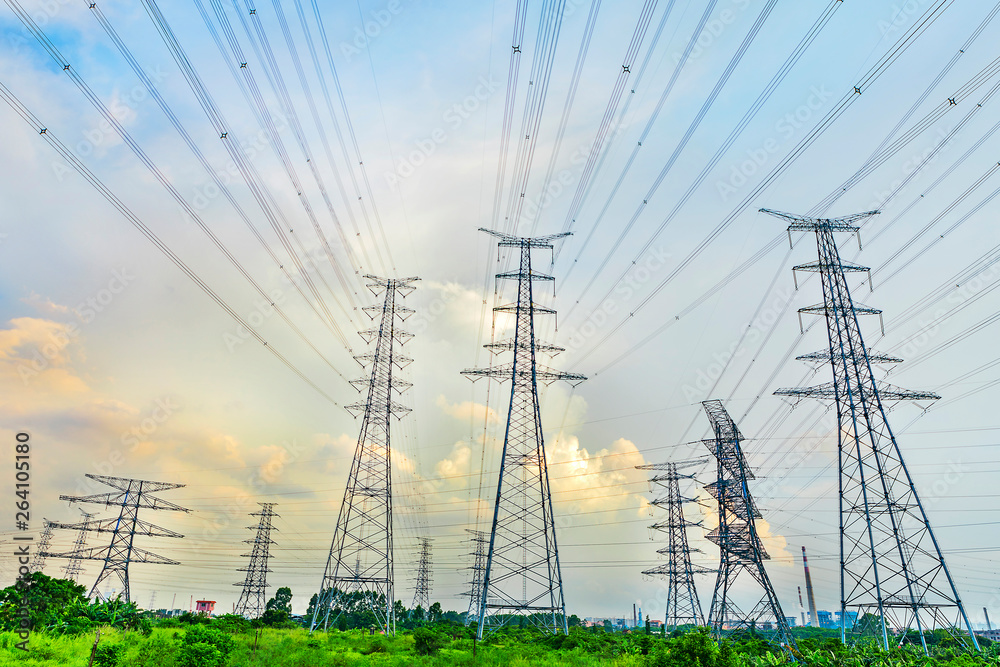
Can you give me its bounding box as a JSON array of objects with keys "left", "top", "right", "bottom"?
[{"left": 802, "top": 546, "right": 818, "bottom": 628}]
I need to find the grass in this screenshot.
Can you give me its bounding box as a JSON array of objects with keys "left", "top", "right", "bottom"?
[{"left": 1, "top": 625, "right": 997, "bottom": 667}]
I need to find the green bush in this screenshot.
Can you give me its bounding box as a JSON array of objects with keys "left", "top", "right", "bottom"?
[
  {"left": 413, "top": 626, "right": 447, "bottom": 655},
  {"left": 178, "top": 625, "right": 234, "bottom": 667},
  {"left": 92, "top": 642, "right": 123, "bottom": 667}
]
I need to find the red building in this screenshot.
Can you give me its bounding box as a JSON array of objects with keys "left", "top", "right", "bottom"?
[{"left": 195, "top": 600, "right": 216, "bottom": 616}]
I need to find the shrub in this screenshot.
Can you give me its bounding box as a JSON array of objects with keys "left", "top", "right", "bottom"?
[
  {"left": 92, "top": 643, "right": 123, "bottom": 667},
  {"left": 178, "top": 625, "right": 234, "bottom": 667},
  {"left": 413, "top": 626, "right": 447, "bottom": 655}
]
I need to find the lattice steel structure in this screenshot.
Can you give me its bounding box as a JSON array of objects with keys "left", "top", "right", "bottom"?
[
  {"left": 765, "top": 208, "right": 979, "bottom": 652},
  {"left": 463, "top": 229, "right": 585, "bottom": 638},
  {"left": 311, "top": 275, "right": 418, "bottom": 636},
  {"left": 411, "top": 537, "right": 433, "bottom": 612},
  {"left": 464, "top": 529, "right": 488, "bottom": 626},
  {"left": 702, "top": 400, "right": 795, "bottom": 649},
  {"left": 46, "top": 474, "right": 189, "bottom": 602},
  {"left": 234, "top": 503, "right": 278, "bottom": 619},
  {"left": 61, "top": 510, "right": 95, "bottom": 582},
  {"left": 637, "top": 459, "right": 711, "bottom": 630},
  {"left": 30, "top": 519, "right": 54, "bottom": 573}
]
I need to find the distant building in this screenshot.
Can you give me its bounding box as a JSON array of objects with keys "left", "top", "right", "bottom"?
[
  {"left": 785, "top": 616, "right": 797, "bottom": 627},
  {"left": 835, "top": 611, "right": 859, "bottom": 629},
  {"left": 649, "top": 620, "right": 664, "bottom": 629},
  {"left": 817, "top": 610, "right": 834, "bottom": 629},
  {"left": 195, "top": 600, "right": 216, "bottom": 617}
]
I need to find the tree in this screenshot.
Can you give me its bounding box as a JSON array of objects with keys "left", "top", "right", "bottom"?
[
  {"left": 265, "top": 587, "right": 292, "bottom": 614},
  {"left": 261, "top": 586, "right": 292, "bottom": 626},
  {"left": 428, "top": 602, "right": 442, "bottom": 622},
  {"left": 411, "top": 605, "right": 425, "bottom": 622},
  {"left": 0, "top": 572, "right": 87, "bottom": 631},
  {"left": 568, "top": 614, "right": 582, "bottom": 627}
]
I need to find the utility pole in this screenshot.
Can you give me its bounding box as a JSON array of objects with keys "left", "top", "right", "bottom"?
[
  {"left": 464, "top": 529, "right": 488, "bottom": 626},
  {"left": 45, "top": 474, "right": 189, "bottom": 602},
  {"left": 234, "top": 503, "right": 278, "bottom": 619},
  {"left": 637, "top": 458, "right": 712, "bottom": 630},
  {"left": 765, "top": 208, "right": 980, "bottom": 653},
  {"left": 311, "top": 276, "right": 418, "bottom": 636},
  {"left": 702, "top": 400, "right": 796, "bottom": 651},
  {"left": 411, "top": 537, "right": 433, "bottom": 613},
  {"left": 463, "top": 229, "right": 585, "bottom": 638},
  {"left": 61, "top": 510, "right": 96, "bottom": 582}
]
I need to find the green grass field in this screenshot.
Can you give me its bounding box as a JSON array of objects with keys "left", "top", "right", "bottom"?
[{"left": 2, "top": 624, "right": 999, "bottom": 667}]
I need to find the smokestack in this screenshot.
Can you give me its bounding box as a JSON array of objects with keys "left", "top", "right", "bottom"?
[
  {"left": 802, "top": 546, "right": 819, "bottom": 628},
  {"left": 798, "top": 586, "right": 806, "bottom": 627},
  {"left": 985, "top": 607, "right": 993, "bottom": 633}
]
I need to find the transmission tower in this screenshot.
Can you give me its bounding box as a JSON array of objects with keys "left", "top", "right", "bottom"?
[
  {"left": 637, "top": 459, "right": 712, "bottom": 631},
  {"left": 765, "top": 208, "right": 980, "bottom": 652},
  {"left": 311, "top": 275, "right": 418, "bottom": 636},
  {"left": 702, "top": 400, "right": 796, "bottom": 649},
  {"left": 61, "top": 510, "right": 96, "bottom": 582},
  {"left": 411, "top": 537, "right": 433, "bottom": 612},
  {"left": 45, "top": 474, "right": 189, "bottom": 602},
  {"left": 29, "top": 520, "right": 54, "bottom": 573},
  {"left": 464, "top": 529, "right": 488, "bottom": 626},
  {"left": 234, "top": 503, "right": 278, "bottom": 619},
  {"left": 462, "top": 229, "right": 585, "bottom": 638}
]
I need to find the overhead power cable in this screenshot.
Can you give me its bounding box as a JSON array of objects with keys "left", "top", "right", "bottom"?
[{"left": 0, "top": 80, "right": 343, "bottom": 407}]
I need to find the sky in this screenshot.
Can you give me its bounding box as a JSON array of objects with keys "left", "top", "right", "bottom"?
[{"left": 2, "top": 0, "right": 1000, "bottom": 624}]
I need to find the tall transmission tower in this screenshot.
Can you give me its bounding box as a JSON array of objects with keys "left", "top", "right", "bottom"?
[
  {"left": 411, "top": 537, "right": 433, "bottom": 612},
  {"left": 45, "top": 474, "right": 189, "bottom": 602},
  {"left": 464, "top": 529, "right": 488, "bottom": 626},
  {"left": 765, "top": 208, "right": 980, "bottom": 652},
  {"left": 462, "top": 229, "right": 585, "bottom": 638},
  {"left": 636, "top": 459, "right": 712, "bottom": 631},
  {"left": 234, "top": 503, "right": 278, "bottom": 619},
  {"left": 30, "top": 520, "right": 54, "bottom": 573},
  {"left": 702, "top": 400, "right": 795, "bottom": 650},
  {"left": 311, "top": 275, "right": 418, "bottom": 636},
  {"left": 61, "top": 510, "right": 96, "bottom": 582}
]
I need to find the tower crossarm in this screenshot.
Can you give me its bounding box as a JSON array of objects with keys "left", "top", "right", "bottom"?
[
  {"left": 43, "top": 544, "right": 180, "bottom": 566},
  {"left": 759, "top": 208, "right": 878, "bottom": 231},
  {"left": 637, "top": 456, "right": 709, "bottom": 472},
  {"left": 494, "top": 302, "right": 556, "bottom": 315},
  {"left": 485, "top": 339, "right": 565, "bottom": 355},
  {"left": 796, "top": 350, "right": 903, "bottom": 364},
  {"left": 496, "top": 269, "right": 555, "bottom": 282},
  {"left": 479, "top": 227, "right": 571, "bottom": 248},
  {"left": 774, "top": 381, "right": 940, "bottom": 401},
  {"left": 47, "top": 518, "right": 183, "bottom": 539},
  {"left": 59, "top": 491, "right": 189, "bottom": 513},
  {"left": 798, "top": 302, "right": 882, "bottom": 316},
  {"left": 461, "top": 364, "right": 586, "bottom": 385}
]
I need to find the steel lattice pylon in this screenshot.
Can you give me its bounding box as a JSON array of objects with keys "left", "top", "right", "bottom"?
[
  {"left": 61, "top": 510, "right": 96, "bottom": 582},
  {"left": 464, "top": 529, "right": 488, "bottom": 626},
  {"left": 234, "top": 503, "right": 278, "bottom": 619},
  {"left": 411, "top": 537, "right": 433, "bottom": 612},
  {"left": 45, "top": 474, "right": 189, "bottom": 602},
  {"left": 765, "top": 208, "right": 979, "bottom": 653},
  {"left": 462, "top": 229, "right": 585, "bottom": 638},
  {"left": 311, "top": 275, "right": 418, "bottom": 636},
  {"left": 30, "top": 519, "right": 54, "bottom": 573},
  {"left": 702, "top": 400, "right": 796, "bottom": 650},
  {"left": 637, "top": 459, "right": 712, "bottom": 631}
]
